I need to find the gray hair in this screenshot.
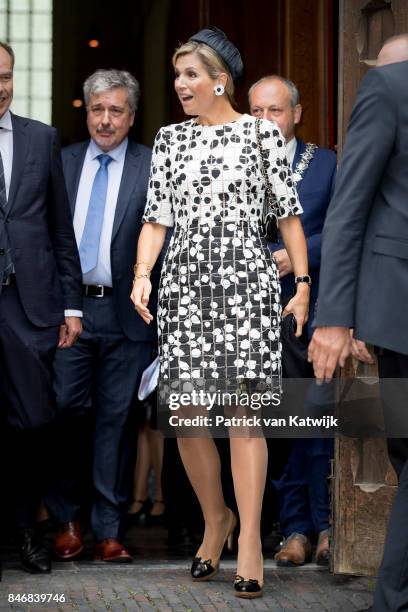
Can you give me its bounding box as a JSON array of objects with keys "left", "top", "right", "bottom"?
[
  {"left": 0, "top": 41, "right": 15, "bottom": 68},
  {"left": 248, "top": 75, "right": 300, "bottom": 107},
  {"left": 83, "top": 69, "right": 140, "bottom": 112}
]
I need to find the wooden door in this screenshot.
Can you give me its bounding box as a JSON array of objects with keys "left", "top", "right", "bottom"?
[
  {"left": 142, "top": 0, "right": 336, "bottom": 147},
  {"left": 333, "top": 0, "right": 408, "bottom": 576}
]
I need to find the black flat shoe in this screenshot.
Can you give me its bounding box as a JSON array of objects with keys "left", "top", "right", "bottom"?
[
  {"left": 191, "top": 556, "right": 219, "bottom": 581},
  {"left": 20, "top": 529, "right": 51, "bottom": 574},
  {"left": 234, "top": 575, "right": 263, "bottom": 599}
]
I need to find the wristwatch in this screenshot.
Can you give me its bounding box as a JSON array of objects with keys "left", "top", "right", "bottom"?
[{"left": 295, "top": 275, "right": 312, "bottom": 286}]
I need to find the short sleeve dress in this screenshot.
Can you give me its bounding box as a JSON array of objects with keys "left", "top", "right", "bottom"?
[{"left": 143, "top": 114, "right": 302, "bottom": 391}]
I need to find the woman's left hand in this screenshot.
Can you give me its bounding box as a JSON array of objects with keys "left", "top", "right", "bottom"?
[{"left": 282, "top": 286, "right": 310, "bottom": 337}]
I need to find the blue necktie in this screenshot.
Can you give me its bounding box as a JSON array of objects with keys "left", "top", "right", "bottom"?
[
  {"left": 0, "top": 147, "right": 13, "bottom": 284},
  {"left": 79, "top": 153, "right": 113, "bottom": 274}
]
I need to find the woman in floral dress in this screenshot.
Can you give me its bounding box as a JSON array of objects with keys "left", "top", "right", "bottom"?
[{"left": 131, "top": 28, "right": 309, "bottom": 598}]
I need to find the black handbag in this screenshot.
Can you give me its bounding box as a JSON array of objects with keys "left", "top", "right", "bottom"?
[
  {"left": 255, "top": 118, "right": 279, "bottom": 244},
  {"left": 281, "top": 313, "right": 313, "bottom": 379}
]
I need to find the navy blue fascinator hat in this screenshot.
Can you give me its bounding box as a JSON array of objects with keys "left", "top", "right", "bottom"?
[{"left": 189, "top": 27, "right": 244, "bottom": 81}]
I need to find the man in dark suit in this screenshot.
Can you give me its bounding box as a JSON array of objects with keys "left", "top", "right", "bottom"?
[
  {"left": 309, "top": 35, "right": 408, "bottom": 611},
  {"left": 249, "top": 75, "right": 336, "bottom": 566},
  {"left": 45, "top": 69, "right": 157, "bottom": 563},
  {"left": 0, "top": 42, "right": 82, "bottom": 574}
]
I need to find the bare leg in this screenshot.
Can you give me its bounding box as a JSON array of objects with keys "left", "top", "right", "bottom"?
[
  {"left": 128, "top": 426, "right": 151, "bottom": 514},
  {"left": 146, "top": 424, "right": 165, "bottom": 515},
  {"left": 177, "top": 436, "right": 231, "bottom": 559},
  {"left": 230, "top": 436, "right": 267, "bottom": 583}
]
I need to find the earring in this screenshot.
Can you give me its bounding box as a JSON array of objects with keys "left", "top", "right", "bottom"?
[{"left": 214, "top": 84, "right": 225, "bottom": 96}]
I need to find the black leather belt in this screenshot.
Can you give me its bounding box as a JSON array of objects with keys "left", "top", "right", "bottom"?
[
  {"left": 1, "top": 274, "right": 16, "bottom": 286},
  {"left": 83, "top": 284, "right": 113, "bottom": 298}
]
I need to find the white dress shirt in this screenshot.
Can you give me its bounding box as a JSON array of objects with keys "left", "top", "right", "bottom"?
[
  {"left": 0, "top": 110, "right": 13, "bottom": 198},
  {"left": 286, "top": 137, "right": 297, "bottom": 168},
  {"left": 73, "top": 138, "right": 128, "bottom": 287}
]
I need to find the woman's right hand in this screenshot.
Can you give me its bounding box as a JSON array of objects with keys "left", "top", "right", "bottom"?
[{"left": 130, "top": 277, "right": 154, "bottom": 324}]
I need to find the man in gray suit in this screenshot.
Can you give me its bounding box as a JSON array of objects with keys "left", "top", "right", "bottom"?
[{"left": 309, "top": 35, "right": 408, "bottom": 611}]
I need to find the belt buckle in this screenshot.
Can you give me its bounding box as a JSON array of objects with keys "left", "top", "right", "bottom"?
[
  {"left": 93, "top": 284, "right": 105, "bottom": 298},
  {"left": 84, "top": 284, "right": 105, "bottom": 297}
]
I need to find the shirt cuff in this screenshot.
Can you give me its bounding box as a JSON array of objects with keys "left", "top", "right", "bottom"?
[{"left": 64, "top": 310, "right": 83, "bottom": 318}]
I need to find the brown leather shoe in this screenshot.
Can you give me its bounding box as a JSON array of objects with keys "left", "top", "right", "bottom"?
[
  {"left": 94, "top": 539, "right": 133, "bottom": 563},
  {"left": 55, "top": 522, "right": 83, "bottom": 560},
  {"left": 274, "top": 533, "right": 312, "bottom": 567},
  {"left": 315, "top": 529, "right": 330, "bottom": 566}
]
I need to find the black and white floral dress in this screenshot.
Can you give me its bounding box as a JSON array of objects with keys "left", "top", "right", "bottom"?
[{"left": 143, "top": 114, "right": 302, "bottom": 392}]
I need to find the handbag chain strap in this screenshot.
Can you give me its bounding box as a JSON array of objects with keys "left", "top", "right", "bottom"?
[{"left": 255, "top": 118, "right": 276, "bottom": 220}]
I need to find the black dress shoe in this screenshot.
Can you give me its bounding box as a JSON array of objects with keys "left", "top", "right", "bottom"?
[
  {"left": 234, "top": 575, "right": 263, "bottom": 599},
  {"left": 167, "top": 526, "right": 197, "bottom": 552},
  {"left": 20, "top": 529, "right": 51, "bottom": 574},
  {"left": 125, "top": 499, "right": 152, "bottom": 526}
]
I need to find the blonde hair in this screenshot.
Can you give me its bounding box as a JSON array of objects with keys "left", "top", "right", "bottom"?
[{"left": 172, "top": 40, "right": 236, "bottom": 107}]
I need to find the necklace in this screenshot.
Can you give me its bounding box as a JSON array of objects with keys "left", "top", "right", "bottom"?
[{"left": 292, "top": 143, "right": 317, "bottom": 183}]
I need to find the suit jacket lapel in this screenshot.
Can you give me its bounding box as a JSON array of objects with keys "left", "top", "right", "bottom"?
[
  {"left": 8, "top": 114, "right": 29, "bottom": 211},
  {"left": 292, "top": 139, "right": 306, "bottom": 193},
  {"left": 292, "top": 139, "right": 305, "bottom": 171},
  {"left": 111, "top": 141, "right": 142, "bottom": 242},
  {"left": 66, "top": 142, "right": 88, "bottom": 216}
]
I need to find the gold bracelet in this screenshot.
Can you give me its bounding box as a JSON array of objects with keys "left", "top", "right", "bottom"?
[
  {"left": 133, "top": 273, "right": 150, "bottom": 281},
  {"left": 134, "top": 262, "right": 151, "bottom": 274}
]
